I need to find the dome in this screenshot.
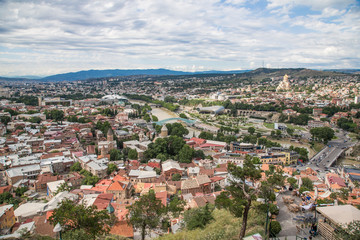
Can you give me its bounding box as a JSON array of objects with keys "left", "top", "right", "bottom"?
[{"left": 102, "top": 95, "right": 128, "bottom": 100}]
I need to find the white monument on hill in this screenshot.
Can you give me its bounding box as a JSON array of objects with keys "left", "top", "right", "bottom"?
[{"left": 276, "top": 74, "right": 291, "bottom": 92}]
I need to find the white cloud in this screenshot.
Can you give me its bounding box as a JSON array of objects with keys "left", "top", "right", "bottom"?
[
  {"left": 0, "top": 0, "right": 358, "bottom": 76},
  {"left": 267, "top": 0, "right": 356, "bottom": 10}
]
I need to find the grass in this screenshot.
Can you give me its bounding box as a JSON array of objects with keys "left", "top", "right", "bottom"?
[
  {"left": 349, "top": 133, "right": 358, "bottom": 142},
  {"left": 340, "top": 158, "right": 360, "bottom": 166},
  {"left": 313, "top": 142, "right": 325, "bottom": 153},
  {"left": 157, "top": 206, "right": 266, "bottom": 240},
  {"left": 285, "top": 124, "right": 306, "bottom": 131},
  {"left": 263, "top": 123, "right": 274, "bottom": 129}
]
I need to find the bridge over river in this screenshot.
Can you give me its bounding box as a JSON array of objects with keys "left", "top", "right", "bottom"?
[{"left": 154, "top": 117, "right": 196, "bottom": 126}]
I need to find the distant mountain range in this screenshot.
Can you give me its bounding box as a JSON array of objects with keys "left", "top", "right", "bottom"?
[{"left": 0, "top": 68, "right": 358, "bottom": 82}]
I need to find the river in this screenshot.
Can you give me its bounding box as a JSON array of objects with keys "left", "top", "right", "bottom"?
[
  {"left": 151, "top": 106, "right": 200, "bottom": 138},
  {"left": 129, "top": 99, "right": 200, "bottom": 138}
]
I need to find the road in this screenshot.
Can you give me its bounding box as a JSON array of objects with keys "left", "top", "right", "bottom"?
[{"left": 301, "top": 129, "right": 356, "bottom": 171}]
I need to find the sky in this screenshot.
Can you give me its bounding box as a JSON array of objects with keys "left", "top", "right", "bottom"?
[{"left": 0, "top": 0, "right": 359, "bottom": 77}]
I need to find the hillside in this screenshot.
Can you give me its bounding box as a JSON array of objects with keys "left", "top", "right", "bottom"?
[
  {"left": 0, "top": 67, "right": 357, "bottom": 82},
  {"left": 241, "top": 68, "right": 351, "bottom": 81},
  {"left": 157, "top": 208, "right": 266, "bottom": 240}
]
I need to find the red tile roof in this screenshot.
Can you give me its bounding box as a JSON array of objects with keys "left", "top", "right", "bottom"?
[
  {"left": 107, "top": 181, "right": 126, "bottom": 191},
  {"left": 93, "top": 193, "right": 114, "bottom": 210},
  {"left": 110, "top": 220, "right": 134, "bottom": 238},
  {"left": 156, "top": 191, "right": 167, "bottom": 206},
  {"left": 0, "top": 185, "right": 12, "bottom": 194}
]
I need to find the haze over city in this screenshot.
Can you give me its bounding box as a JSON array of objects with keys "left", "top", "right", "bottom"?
[{"left": 0, "top": 0, "right": 359, "bottom": 76}]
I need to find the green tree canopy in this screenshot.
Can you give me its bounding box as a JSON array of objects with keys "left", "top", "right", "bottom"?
[
  {"left": 107, "top": 163, "right": 118, "bottom": 175},
  {"left": 310, "top": 127, "right": 335, "bottom": 144},
  {"left": 166, "top": 123, "right": 189, "bottom": 137},
  {"left": 128, "top": 148, "right": 138, "bottom": 160},
  {"left": 248, "top": 127, "right": 255, "bottom": 135},
  {"left": 183, "top": 204, "right": 214, "bottom": 230},
  {"left": 301, "top": 177, "right": 314, "bottom": 190},
  {"left": 109, "top": 149, "right": 122, "bottom": 161},
  {"left": 48, "top": 199, "right": 112, "bottom": 239},
  {"left": 178, "top": 144, "right": 195, "bottom": 163},
  {"left": 171, "top": 173, "right": 181, "bottom": 181},
  {"left": 287, "top": 177, "right": 298, "bottom": 188},
  {"left": 45, "top": 109, "right": 64, "bottom": 122},
  {"left": 126, "top": 190, "right": 166, "bottom": 240},
  {"left": 70, "top": 162, "right": 82, "bottom": 172},
  {"left": 199, "top": 131, "right": 214, "bottom": 140}
]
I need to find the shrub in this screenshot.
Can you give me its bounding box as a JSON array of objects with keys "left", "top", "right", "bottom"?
[{"left": 269, "top": 221, "right": 282, "bottom": 237}]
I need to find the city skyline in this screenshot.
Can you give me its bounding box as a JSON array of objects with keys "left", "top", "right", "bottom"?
[{"left": 0, "top": 0, "right": 359, "bottom": 76}]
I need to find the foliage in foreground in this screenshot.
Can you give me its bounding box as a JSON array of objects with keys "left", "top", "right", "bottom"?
[
  {"left": 157, "top": 207, "right": 266, "bottom": 240},
  {"left": 48, "top": 200, "right": 113, "bottom": 239}
]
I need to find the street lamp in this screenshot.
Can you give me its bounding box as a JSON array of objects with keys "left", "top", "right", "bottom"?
[{"left": 53, "top": 223, "right": 62, "bottom": 240}]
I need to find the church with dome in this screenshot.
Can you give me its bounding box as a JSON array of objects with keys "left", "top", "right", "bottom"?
[{"left": 276, "top": 74, "right": 291, "bottom": 92}]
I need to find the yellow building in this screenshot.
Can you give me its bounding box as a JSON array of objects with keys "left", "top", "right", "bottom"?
[
  {"left": 0, "top": 204, "right": 15, "bottom": 232},
  {"left": 259, "top": 151, "right": 298, "bottom": 165}
]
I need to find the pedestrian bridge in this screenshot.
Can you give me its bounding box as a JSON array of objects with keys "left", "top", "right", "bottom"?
[{"left": 155, "top": 118, "right": 196, "bottom": 126}]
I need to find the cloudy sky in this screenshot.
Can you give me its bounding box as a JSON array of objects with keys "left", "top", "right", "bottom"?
[{"left": 0, "top": 0, "right": 359, "bottom": 77}]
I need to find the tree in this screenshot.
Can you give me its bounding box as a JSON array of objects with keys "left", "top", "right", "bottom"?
[
  {"left": 107, "top": 163, "right": 118, "bottom": 175},
  {"left": 109, "top": 149, "right": 121, "bottom": 161},
  {"left": 128, "top": 148, "right": 138, "bottom": 160},
  {"left": 330, "top": 192, "right": 338, "bottom": 200},
  {"left": 80, "top": 170, "right": 100, "bottom": 186},
  {"left": 339, "top": 188, "right": 349, "bottom": 200},
  {"left": 198, "top": 131, "right": 214, "bottom": 140},
  {"left": 143, "top": 114, "right": 151, "bottom": 122},
  {"left": 29, "top": 116, "right": 42, "bottom": 124},
  {"left": 217, "top": 156, "right": 285, "bottom": 240},
  {"left": 127, "top": 190, "right": 166, "bottom": 240},
  {"left": 164, "top": 96, "right": 177, "bottom": 103},
  {"left": 54, "top": 182, "right": 72, "bottom": 195},
  {"left": 291, "top": 147, "right": 309, "bottom": 161},
  {"left": 215, "top": 191, "right": 232, "bottom": 209},
  {"left": 248, "top": 127, "right": 255, "bottom": 135},
  {"left": 178, "top": 144, "right": 194, "bottom": 163},
  {"left": 276, "top": 130, "right": 282, "bottom": 138},
  {"left": 171, "top": 173, "right": 181, "bottom": 181},
  {"left": 269, "top": 221, "right": 282, "bottom": 237},
  {"left": 183, "top": 204, "right": 214, "bottom": 230},
  {"left": 15, "top": 187, "right": 28, "bottom": 197},
  {"left": 337, "top": 118, "right": 357, "bottom": 132},
  {"left": 0, "top": 192, "right": 20, "bottom": 208},
  {"left": 45, "top": 109, "right": 64, "bottom": 122},
  {"left": 287, "top": 177, "right": 298, "bottom": 188},
  {"left": 194, "top": 150, "right": 205, "bottom": 159},
  {"left": 152, "top": 115, "right": 158, "bottom": 122},
  {"left": 166, "top": 123, "right": 189, "bottom": 137},
  {"left": 226, "top": 159, "right": 262, "bottom": 239},
  {"left": 49, "top": 199, "right": 112, "bottom": 239},
  {"left": 167, "top": 195, "right": 185, "bottom": 218},
  {"left": 286, "top": 128, "right": 295, "bottom": 136},
  {"left": 270, "top": 130, "right": 276, "bottom": 138},
  {"left": 301, "top": 177, "right": 314, "bottom": 191},
  {"left": 0, "top": 116, "right": 11, "bottom": 125},
  {"left": 179, "top": 113, "right": 188, "bottom": 119},
  {"left": 310, "top": 127, "right": 335, "bottom": 144},
  {"left": 70, "top": 162, "right": 82, "bottom": 172},
  {"left": 287, "top": 113, "right": 311, "bottom": 125}
]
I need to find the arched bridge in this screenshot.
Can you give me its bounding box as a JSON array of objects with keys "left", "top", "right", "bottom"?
[{"left": 155, "top": 118, "right": 196, "bottom": 126}]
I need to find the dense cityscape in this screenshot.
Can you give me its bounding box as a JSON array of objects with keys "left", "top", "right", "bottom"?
[
  {"left": 0, "top": 68, "right": 359, "bottom": 240},
  {"left": 1, "top": 0, "right": 360, "bottom": 240}
]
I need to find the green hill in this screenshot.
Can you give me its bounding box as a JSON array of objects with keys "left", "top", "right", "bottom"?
[{"left": 157, "top": 207, "right": 266, "bottom": 240}]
